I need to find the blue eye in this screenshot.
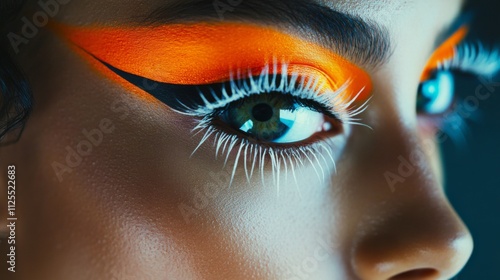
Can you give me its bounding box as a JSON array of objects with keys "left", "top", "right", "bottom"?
[
  {"left": 219, "top": 93, "right": 338, "bottom": 144},
  {"left": 417, "top": 70, "right": 455, "bottom": 115}
]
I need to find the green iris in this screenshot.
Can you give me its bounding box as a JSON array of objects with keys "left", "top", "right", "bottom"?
[{"left": 223, "top": 93, "right": 295, "bottom": 141}]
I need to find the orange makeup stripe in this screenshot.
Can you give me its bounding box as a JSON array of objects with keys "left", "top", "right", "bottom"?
[
  {"left": 52, "top": 22, "right": 372, "bottom": 105},
  {"left": 421, "top": 26, "right": 469, "bottom": 80}
]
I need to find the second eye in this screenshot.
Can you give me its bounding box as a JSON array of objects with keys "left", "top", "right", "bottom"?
[{"left": 417, "top": 70, "right": 455, "bottom": 115}]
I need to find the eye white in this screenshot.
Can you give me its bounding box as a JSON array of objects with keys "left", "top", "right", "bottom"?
[
  {"left": 273, "top": 107, "right": 326, "bottom": 144},
  {"left": 419, "top": 70, "right": 454, "bottom": 114}
]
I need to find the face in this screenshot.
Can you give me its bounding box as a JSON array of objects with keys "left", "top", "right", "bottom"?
[{"left": 2, "top": 0, "right": 486, "bottom": 279}]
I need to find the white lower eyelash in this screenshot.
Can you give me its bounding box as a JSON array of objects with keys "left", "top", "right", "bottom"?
[
  {"left": 185, "top": 60, "right": 371, "bottom": 192},
  {"left": 192, "top": 118, "right": 341, "bottom": 193},
  {"left": 439, "top": 42, "right": 500, "bottom": 76}
]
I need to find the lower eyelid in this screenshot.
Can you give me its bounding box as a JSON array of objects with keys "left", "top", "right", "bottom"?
[{"left": 189, "top": 117, "right": 345, "bottom": 186}]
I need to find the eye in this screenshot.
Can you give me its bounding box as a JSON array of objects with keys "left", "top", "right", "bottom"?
[
  {"left": 417, "top": 70, "right": 455, "bottom": 115},
  {"left": 216, "top": 93, "right": 340, "bottom": 144},
  {"left": 90, "top": 58, "right": 372, "bottom": 185}
]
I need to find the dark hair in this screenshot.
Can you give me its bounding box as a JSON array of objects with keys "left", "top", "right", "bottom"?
[{"left": 0, "top": 0, "right": 33, "bottom": 143}]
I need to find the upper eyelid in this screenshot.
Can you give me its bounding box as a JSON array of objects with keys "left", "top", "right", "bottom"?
[
  {"left": 421, "top": 25, "right": 500, "bottom": 79},
  {"left": 52, "top": 22, "right": 371, "bottom": 87},
  {"left": 103, "top": 59, "right": 360, "bottom": 119},
  {"left": 421, "top": 25, "right": 469, "bottom": 80},
  {"left": 53, "top": 22, "right": 374, "bottom": 109}
]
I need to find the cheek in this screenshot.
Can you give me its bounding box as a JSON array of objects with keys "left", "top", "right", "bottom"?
[{"left": 17, "top": 30, "right": 215, "bottom": 277}]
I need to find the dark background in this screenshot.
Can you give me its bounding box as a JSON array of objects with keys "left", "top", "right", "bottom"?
[{"left": 445, "top": 0, "right": 500, "bottom": 278}]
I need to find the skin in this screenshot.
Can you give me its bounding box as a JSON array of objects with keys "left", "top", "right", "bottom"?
[{"left": 0, "top": 0, "right": 473, "bottom": 279}]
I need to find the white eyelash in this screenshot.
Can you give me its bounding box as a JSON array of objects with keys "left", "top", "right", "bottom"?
[
  {"left": 178, "top": 60, "right": 371, "bottom": 126},
  {"left": 431, "top": 42, "right": 499, "bottom": 146},
  {"left": 186, "top": 60, "right": 371, "bottom": 192},
  {"left": 439, "top": 42, "right": 500, "bottom": 76}
]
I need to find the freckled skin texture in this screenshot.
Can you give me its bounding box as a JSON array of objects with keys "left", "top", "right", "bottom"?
[{"left": 0, "top": 0, "right": 473, "bottom": 279}]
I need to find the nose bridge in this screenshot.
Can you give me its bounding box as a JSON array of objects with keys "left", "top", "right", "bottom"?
[
  {"left": 376, "top": 122, "right": 441, "bottom": 194},
  {"left": 346, "top": 116, "right": 473, "bottom": 279},
  {"left": 347, "top": 111, "right": 441, "bottom": 199}
]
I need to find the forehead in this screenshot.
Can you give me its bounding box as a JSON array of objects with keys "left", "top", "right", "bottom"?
[
  {"left": 321, "top": 0, "right": 464, "bottom": 34},
  {"left": 50, "top": 0, "right": 463, "bottom": 28}
]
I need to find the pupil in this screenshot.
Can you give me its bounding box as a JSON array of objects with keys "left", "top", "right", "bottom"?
[{"left": 252, "top": 103, "right": 274, "bottom": 122}]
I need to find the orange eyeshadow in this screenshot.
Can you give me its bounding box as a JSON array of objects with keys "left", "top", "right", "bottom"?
[
  {"left": 52, "top": 22, "right": 373, "bottom": 104},
  {"left": 421, "top": 26, "right": 469, "bottom": 81}
]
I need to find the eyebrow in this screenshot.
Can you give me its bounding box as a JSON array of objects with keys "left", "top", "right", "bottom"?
[{"left": 141, "top": 0, "right": 392, "bottom": 68}]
